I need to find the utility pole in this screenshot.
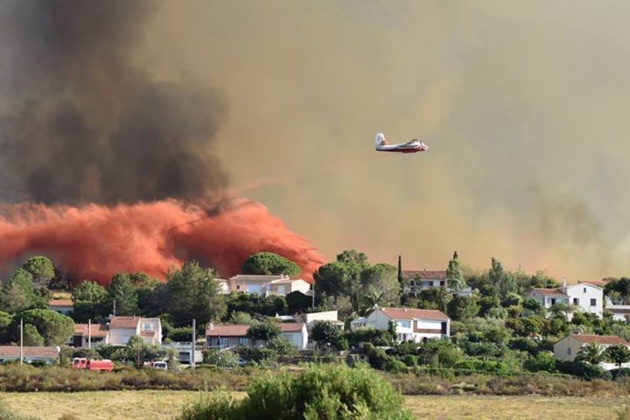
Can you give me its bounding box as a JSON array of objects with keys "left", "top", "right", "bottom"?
[
  {"left": 191, "top": 318, "right": 196, "bottom": 370},
  {"left": 88, "top": 319, "right": 92, "bottom": 349},
  {"left": 312, "top": 282, "right": 315, "bottom": 309},
  {"left": 19, "top": 318, "right": 23, "bottom": 365}
]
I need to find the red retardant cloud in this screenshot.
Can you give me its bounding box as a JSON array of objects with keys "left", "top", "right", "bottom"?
[{"left": 0, "top": 199, "right": 325, "bottom": 285}]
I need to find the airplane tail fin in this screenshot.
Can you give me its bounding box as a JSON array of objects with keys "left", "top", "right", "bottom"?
[{"left": 375, "top": 133, "right": 387, "bottom": 147}]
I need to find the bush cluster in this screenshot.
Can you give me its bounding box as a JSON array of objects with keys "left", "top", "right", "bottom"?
[{"left": 179, "top": 363, "right": 413, "bottom": 420}]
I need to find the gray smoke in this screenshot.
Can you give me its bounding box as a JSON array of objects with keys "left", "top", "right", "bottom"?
[{"left": 0, "top": 0, "right": 229, "bottom": 205}]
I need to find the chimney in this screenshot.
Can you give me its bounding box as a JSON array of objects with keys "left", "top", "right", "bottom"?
[{"left": 562, "top": 277, "right": 567, "bottom": 291}]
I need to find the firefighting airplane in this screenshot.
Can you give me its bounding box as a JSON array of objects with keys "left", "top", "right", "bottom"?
[{"left": 374, "top": 132, "right": 428, "bottom": 153}]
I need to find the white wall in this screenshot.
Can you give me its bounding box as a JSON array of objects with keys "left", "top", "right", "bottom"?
[
  {"left": 366, "top": 310, "right": 449, "bottom": 343},
  {"left": 282, "top": 328, "right": 308, "bottom": 350},
  {"left": 565, "top": 284, "right": 603, "bottom": 317},
  {"left": 109, "top": 327, "right": 137, "bottom": 346}
]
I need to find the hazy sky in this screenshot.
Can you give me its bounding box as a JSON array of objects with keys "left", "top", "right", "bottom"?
[{"left": 10, "top": 0, "right": 630, "bottom": 281}]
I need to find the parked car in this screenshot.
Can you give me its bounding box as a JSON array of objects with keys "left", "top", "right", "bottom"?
[{"left": 147, "top": 361, "right": 168, "bottom": 371}]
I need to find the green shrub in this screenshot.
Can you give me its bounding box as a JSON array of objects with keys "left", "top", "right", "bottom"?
[
  {"left": 383, "top": 359, "right": 408, "bottom": 374},
  {"left": 179, "top": 364, "right": 413, "bottom": 420},
  {"left": 555, "top": 360, "right": 612, "bottom": 381}
]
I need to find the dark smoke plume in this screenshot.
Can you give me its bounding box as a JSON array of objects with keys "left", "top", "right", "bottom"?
[
  {"left": 0, "top": 0, "right": 228, "bottom": 205},
  {"left": 0, "top": 0, "right": 326, "bottom": 283}
]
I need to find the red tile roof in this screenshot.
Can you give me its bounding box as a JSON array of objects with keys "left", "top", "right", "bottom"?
[
  {"left": 279, "top": 323, "right": 305, "bottom": 333},
  {"left": 49, "top": 299, "right": 74, "bottom": 307},
  {"left": 570, "top": 334, "right": 629, "bottom": 345},
  {"left": 577, "top": 280, "right": 608, "bottom": 288},
  {"left": 0, "top": 346, "right": 59, "bottom": 359},
  {"left": 206, "top": 324, "right": 250, "bottom": 337},
  {"left": 74, "top": 323, "right": 109, "bottom": 338},
  {"left": 403, "top": 270, "right": 447, "bottom": 280},
  {"left": 531, "top": 288, "right": 569, "bottom": 297},
  {"left": 109, "top": 316, "right": 140, "bottom": 329},
  {"left": 378, "top": 307, "right": 449, "bottom": 321}
]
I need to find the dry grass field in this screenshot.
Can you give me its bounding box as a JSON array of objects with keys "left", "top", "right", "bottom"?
[{"left": 1, "top": 391, "right": 630, "bottom": 419}]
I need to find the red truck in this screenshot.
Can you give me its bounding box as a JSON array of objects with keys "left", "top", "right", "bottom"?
[{"left": 72, "top": 357, "right": 114, "bottom": 372}]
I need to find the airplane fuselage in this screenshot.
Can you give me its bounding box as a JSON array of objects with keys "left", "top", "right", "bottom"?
[
  {"left": 375, "top": 143, "right": 428, "bottom": 153},
  {"left": 374, "top": 133, "right": 428, "bottom": 153}
]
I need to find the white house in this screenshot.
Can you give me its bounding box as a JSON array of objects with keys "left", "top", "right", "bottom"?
[
  {"left": 528, "top": 281, "right": 603, "bottom": 318},
  {"left": 402, "top": 269, "right": 472, "bottom": 296},
  {"left": 363, "top": 307, "right": 450, "bottom": 343},
  {"left": 71, "top": 323, "right": 110, "bottom": 347},
  {"left": 216, "top": 278, "right": 230, "bottom": 294},
  {"left": 108, "top": 316, "right": 162, "bottom": 346},
  {"left": 163, "top": 342, "right": 204, "bottom": 365},
  {"left": 295, "top": 310, "right": 342, "bottom": 330},
  {"left": 554, "top": 334, "right": 630, "bottom": 369},
  {"left": 205, "top": 322, "right": 308, "bottom": 350},
  {"left": 527, "top": 288, "right": 570, "bottom": 309},
  {"left": 350, "top": 317, "right": 368, "bottom": 329},
  {"left": 227, "top": 274, "right": 311, "bottom": 296},
  {"left": 228, "top": 274, "right": 288, "bottom": 294},
  {"left": 48, "top": 299, "right": 74, "bottom": 316},
  {"left": 0, "top": 346, "right": 60, "bottom": 365},
  {"left": 263, "top": 278, "right": 311, "bottom": 297},
  {"left": 279, "top": 323, "right": 308, "bottom": 350},
  {"left": 564, "top": 282, "right": 603, "bottom": 317},
  {"left": 403, "top": 270, "right": 446, "bottom": 290},
  {"left": 604, "top": 299, "right": 630, "bottom": 321}
]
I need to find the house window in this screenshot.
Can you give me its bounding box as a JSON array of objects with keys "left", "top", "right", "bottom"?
[
  {"left": 590, "top": 298, "right": 596, "bottom": 307},
  {"left": 238, "top": 337, "right": 248, "bottom": 346},
  {"left": 583, "top": 288, "right": 587, "bottom": 293},
  {"left": 573, "top": 298, "right": 579, "bottom": 305},
  {"left": 142, "top": 323, "right": 153, "bottom": 331},
  {"left": 409, "top": 280, "right": 416, "bottom": 287},
  {"left": 567, "top": 347, "right": 572, "bottom": 355},
  {"left": 440, "top": 281, "right": 445, "bottom": 287},
  {"left": 219, "top": 337, "right": 229, "bottom": 347},
  {"left": 278, "top": 286, "right": 285, "bottom": 294},
  {"left": 397, "top": 321, "right": 411, "bottom": 329}
]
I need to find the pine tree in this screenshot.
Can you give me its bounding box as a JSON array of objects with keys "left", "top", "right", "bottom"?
[{"left": 446, "top": 251, "right": 466, "bottom": 292}]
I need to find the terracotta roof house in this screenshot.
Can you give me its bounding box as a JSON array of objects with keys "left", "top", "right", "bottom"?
[
  {"left": 0, "top": 346, "right": 60, "bottom": 365},
  {"left": 578, "top": 280, "right": 610, "bottom": 288},
  {"left": 361, "top": 307, "right": 450, "bottom": 343},
  {"left": 228, "top": 274, "right": 288, "bottom": 294},
  {"left": 206, "top": 322, "right": 308, "bottom": 350},
  {"left": 402, "top": 269, "right": 471, "bottom": 296},
  {"left": 554, "top": 334, "right": 630, "bottom": 369},
  {"left": 108, "top": 316, "right": 162, "bottom": 346},
  {"left": 527, "top": 288, "right": 570, "bottom": 309},
  {"left": 206, "top": 324, "right": 252, "bottom": 349},
  {"left": 528, "top": 281, "right": 604, "bottom": 318},
  {"left": 48, "top": 299, "right": 74, "bottom": 316},
  {"left": 227, "top": 274, "right": 311, "bottom": 296},
  {"left": 72, "top": 323, "right": 110, "bottom": 348}
]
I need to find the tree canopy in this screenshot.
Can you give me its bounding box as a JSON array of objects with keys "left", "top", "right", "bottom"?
[
  {"left": 446, "top": 251, "right": 466, "bottom": 292},
  {"left": 22, "top": 256, "right": 55, "bottom": 288},
  {"left": 241, "top": 252, "right": 300, "bottom": 276},
  {"left": 166, "top": 261, "right": 226, "bottom": 326},
  {"left": 20, "top": 309, "right": 75, "bottom": 346}
]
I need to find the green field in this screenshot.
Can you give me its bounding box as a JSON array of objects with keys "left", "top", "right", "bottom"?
[{"left": 1, "top": 391, "right": 629, "bottom": 419}]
